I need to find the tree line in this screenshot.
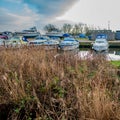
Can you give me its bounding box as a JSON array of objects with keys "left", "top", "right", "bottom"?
[{"left": 44, "top": 23, "right": 101, "bottom": 36}]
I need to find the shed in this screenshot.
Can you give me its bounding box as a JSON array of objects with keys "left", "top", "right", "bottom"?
[{"left": 115, "top": 31, "right": 120, "bottom": 40}]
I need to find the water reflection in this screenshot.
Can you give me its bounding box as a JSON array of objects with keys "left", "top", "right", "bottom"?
[
  {"left": 109, "top": 49, "right": 120, "bottom": 55},
  {"left": 57, "top": 48, "right": 120, "bottom": 61}
]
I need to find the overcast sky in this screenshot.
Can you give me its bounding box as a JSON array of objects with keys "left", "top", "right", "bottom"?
[{"left": 0, "top": 0, "right": 120, "bottom": 32}]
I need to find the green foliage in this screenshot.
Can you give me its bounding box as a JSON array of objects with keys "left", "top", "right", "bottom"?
[
  {"left": 87, "top": 71, "right": 96, "bottom": 78},
  {"left": 111, "top": 61, "right": 120, "bottom": 67},
  {"left": 14, "top": 98, "right": 26, "bottom": 114}
]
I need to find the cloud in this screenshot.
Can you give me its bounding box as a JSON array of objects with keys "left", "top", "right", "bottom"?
[
  {"left": 0, "top": 6, "right": 41, "bottom": 31},
  {"left": 22, "top": 0, "right": 79, "bottom": 17},
  {"left": 0, "top": 0, "right": 80, "bottom": 32}
]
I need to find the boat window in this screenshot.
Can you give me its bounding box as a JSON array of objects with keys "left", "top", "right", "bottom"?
[
  {"left": 64, "top": 38, "right": 75, "bottom": 41},
  {"left": 38, "top": 42, "right": 43, "bottom": 44},
  {"left": 95, "top": 40, "right": 106, "bottom": 43},
  {"left": 36, "top": 36, "right": 49, "bottom": 40}
]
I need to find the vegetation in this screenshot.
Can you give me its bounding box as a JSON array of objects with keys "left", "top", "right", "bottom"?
[
  {"left": 44, "top": 24, "right": 59, "bottom": 32},
  {"left": 44, "top": 23, "right": 99, "bottom": 36},
  {"left": 111, "top": 61, "right": 120, "bottom": 67},
  {"left": 62, "top": 24, "right": 72, "bottom": 34},
  {"left": 0, "top": 47, "right": 120, "bottom": 120}
]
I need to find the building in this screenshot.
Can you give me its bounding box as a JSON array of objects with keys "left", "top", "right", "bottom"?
[
  {"left": 89, "top": 30, "right": 115, "bottom": 40},
  {"left": 115, "top": 31, "right": 120, "bottom": 40}
]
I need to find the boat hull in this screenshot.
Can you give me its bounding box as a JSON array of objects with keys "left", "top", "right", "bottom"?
[
  {"left": 92, "top": 45, "right": 109, "bottom": 52},
  {"left": 59, "top": 44, "right": 79, "bottom": 51}
]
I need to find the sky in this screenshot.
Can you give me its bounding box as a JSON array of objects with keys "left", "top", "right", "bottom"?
[{"left": 0, "top": 0, "right": 120, "bottom": 32}]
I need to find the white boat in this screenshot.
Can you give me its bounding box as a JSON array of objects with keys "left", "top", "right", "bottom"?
[
  {"left": 43, "top": 39, "right": 59, "bottom": 50},
  {"left": 59, "top": 37, "right": 79, "bottom": 50},
  {"left": 6, "top": 36, "right": 28, "bottom": 47},
  {"left": 14, "top": 27, "right": 40, "bottom": 38},
  {"left": 45, "top": 30, "right": 64, "bottom": 38},
  {"left": 28, "top": 36, "right": 49, "bottom": 46},
  {"left": 92, "top": 38, "right": 109, "bottom": 52}
]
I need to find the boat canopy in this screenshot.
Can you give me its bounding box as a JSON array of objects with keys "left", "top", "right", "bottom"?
[
  {"left": 79, "top": 33, "right": 86, "bottom": 38},
  {"left": 96, "top": 34, "right": 107, "bottom": 39},
  {"left": 63, "top": 33, "right": 70, "bottom": 37}
]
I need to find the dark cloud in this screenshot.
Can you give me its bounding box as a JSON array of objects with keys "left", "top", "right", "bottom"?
[{"left": 23, "top": 0, "right": 79, "bottom": 17}]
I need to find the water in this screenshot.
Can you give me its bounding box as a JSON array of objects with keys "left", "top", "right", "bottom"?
[
  {"left": 109, "top": 48, "right": 120, "bottom": 55},
  {"left": 57, "top": 48, "right": 120, "bottom": 61},
  {"left": 80, "top": 48, "right": 120, "bottom": 61}
]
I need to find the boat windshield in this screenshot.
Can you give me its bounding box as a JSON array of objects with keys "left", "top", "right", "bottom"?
[
  {"left": 95, "top": 40, "right": 106, "bottom": 43},
  {"left": 64, "top": 38, "right": 75, "bottom": 41}
]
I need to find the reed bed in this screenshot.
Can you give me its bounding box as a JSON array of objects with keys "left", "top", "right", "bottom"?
[{"left": 0, "top": 47, "right": 120, "bottom": 120}]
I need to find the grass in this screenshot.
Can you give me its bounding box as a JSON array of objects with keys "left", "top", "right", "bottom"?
[
  {"left": 111, "top": 61, "right": 120, "bottom": 67},
  {"left": 0, "top": 46, "right": 120, "bottom": 120}
]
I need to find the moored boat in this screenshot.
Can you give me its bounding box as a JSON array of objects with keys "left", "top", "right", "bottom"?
[
  {"left": 28, "top": 36, "right": 49, "bottom": 46},
  {"left": 92, "top": 38, "right": 109, "bottom": 52},
  {"left": 43, "top": 39, "right": 59, "bottom": 50},
  {"left": 6, "top": 36, "right": 28, "bottom": 47},
  {"left": 59, "top": 37, "right": 79, "bottom": 50},
  {"left": 14, "top": 27, "right": 40, "bottom": 39}
]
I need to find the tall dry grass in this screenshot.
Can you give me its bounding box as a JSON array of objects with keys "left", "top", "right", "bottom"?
[{"left": 0, "top": 47, "right": 120, "bottom": 120}]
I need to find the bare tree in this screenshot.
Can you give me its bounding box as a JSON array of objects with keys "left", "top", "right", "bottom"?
[
  {"left": 78, "top": 23, "right": 84, "bottom": 33},
  {"left": 71, "top": 24, "right": 78, "bottom": 35},
  {"left": 84, "top": 24, "right": 96, "bottom": 36},
  {"left": 62, "top": 24, "right": 72, "bottom": 33},
  {"left": 70, "top": 23, "right": 85, "bottom": 35},
  {"left": 44, "top": 24, "right": 59, "bottom": 32}
]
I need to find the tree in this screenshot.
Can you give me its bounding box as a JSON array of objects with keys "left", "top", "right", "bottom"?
[
  {"left": 44, "top": 24, "right": 58, "bottom": 32},
  {"left": 62, "top": 24, "right": 72, "bottom": 34},
  {"left": 72, "top": 24, "right": 81, "bottom": 35},
  {"left": 84, "top": 24, "right": 89, "bottom": 35},
  {"left": 71, "top": 23, "right": 84, "bottom": 35},
  {"left": 84, "top": 24, "right": 100, "bottom": 36},
  {"left": 78, "top": 23, "right": 84, "bottom": 33}
]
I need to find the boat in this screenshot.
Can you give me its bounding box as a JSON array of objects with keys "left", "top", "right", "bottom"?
[
  {"left": 59, "top": 37, "right": 79, "bottom": 50},
  {"left": 14, "top": 27, "right": 40, "bottom": 38},
  {"left": 43, "top": 39, "right": 59, "bottom": 50},
  {"left": 92, "top": 38, "right": 109, "bottom": 52},
  {"left": 0, "top": 38, "right": 5, "bottom": 46},
  {"left": 2, "top": 31, "right": 13, "bottom": 39},
  {"left": 28, "top": 36, "right": 49, "bottom": 46},
  {"left": 0, "top": 35, "right": 8, "bottom": 40},
  {"left": 45, "top": 30, "right": 64, "bottom": 39},
  {"left": 6, "top": 36, "right": 28, "bottom": 47}
]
